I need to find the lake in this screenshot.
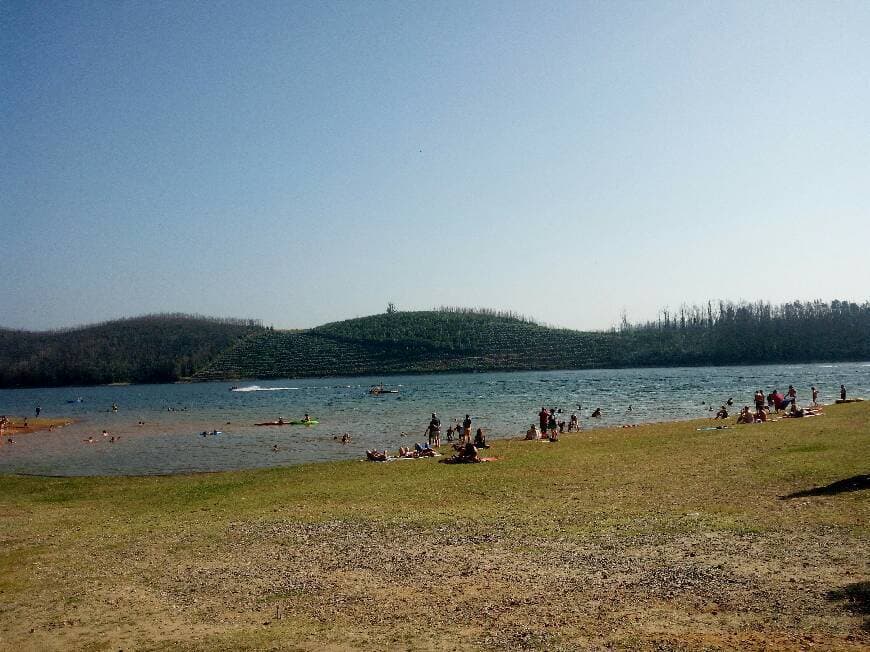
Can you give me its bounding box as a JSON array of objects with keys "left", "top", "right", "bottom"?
[{"left": 1, "top": 363, "right": 867, "bottom": 476}]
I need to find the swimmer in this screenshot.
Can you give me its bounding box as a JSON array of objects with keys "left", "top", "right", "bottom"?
[
  {"left": 102, "top": 430, "right": 109, "bottom": 437},
  {"left": 83, "top": 436, "right": 95, "bottom": 443},
  {"left": 272, "top": 444, "right": 279, "bottom": 452},
  {"left": 341, "top": 433, "right": 351, "bottom": 444},
  {"left": 109, "top": 435, "right": 120, "bottom": 442},
  {"left": 591, "top": 408, "right": 602, "bottom": 418}
]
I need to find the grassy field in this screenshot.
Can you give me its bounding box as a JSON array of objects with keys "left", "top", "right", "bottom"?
[{"left": 1, "top": 404, "right": 868, "bottom": 651}]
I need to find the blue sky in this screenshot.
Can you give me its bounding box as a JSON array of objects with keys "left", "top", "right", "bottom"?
[{"left": 2, "top": 1, "right": 868, "bottom": 331}]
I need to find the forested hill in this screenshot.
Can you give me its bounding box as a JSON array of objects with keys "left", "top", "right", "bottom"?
[
  {"left": 0, "top": 314, "right": 263, "bottom": 388},
  {"left": 1, "top": 302, "right": 868, "bottom": 388}
]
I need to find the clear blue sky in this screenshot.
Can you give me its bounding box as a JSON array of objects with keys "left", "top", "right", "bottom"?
[{"left": 3, "top": 1, "right": 868, "bottom": 332}]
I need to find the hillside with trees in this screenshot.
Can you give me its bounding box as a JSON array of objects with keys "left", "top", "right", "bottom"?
[
  {"left": 1, "top": 301, "right": 867, "bottom": 388},
  {"left": 0, "top": 314, "right": 263, "bottom": 388}
]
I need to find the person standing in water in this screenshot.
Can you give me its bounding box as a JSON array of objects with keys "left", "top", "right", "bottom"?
[
  {"left": 811, "top": 386, "right": 819, "bottom": 405},
  {"left": 840, "top": 384, "right": 847, "bottom": 401}
]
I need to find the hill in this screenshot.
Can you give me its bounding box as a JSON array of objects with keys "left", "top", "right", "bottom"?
[
  {"left": 2, "top": 301, "right": 868, "bottom": 388},
  {"left": 191, "top": 310, "right": 615, "bottom": 380},
  {"left": 0, "top": 314, "right": 263, "bottom": 388}
]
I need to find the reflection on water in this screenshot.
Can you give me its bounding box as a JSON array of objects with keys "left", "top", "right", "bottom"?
[{"left": 1, "top": 363, "right": 867, "bottom": 476}]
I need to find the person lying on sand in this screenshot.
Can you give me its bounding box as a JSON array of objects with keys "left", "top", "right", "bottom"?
[
  {"left": 366, "top": 449, "right": 388, "bottom": 462},
  {"left": 783, "top": 404, "right": 824, "bottom": 418},
  {"left": 398, "top": 446, "right": 436, "bottom": 458}
]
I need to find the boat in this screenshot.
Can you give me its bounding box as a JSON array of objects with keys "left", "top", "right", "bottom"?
[{"left": 369, "top": 384, "right": 399, "bottom": 396}]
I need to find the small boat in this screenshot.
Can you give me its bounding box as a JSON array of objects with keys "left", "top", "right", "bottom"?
[{"left": 369, "top": 384, "right": 399, "bottom": 396}]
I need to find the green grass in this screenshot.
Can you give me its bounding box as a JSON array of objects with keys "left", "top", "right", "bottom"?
[{"left": 1, "top": 403, "right": 868, "bottom": 650}]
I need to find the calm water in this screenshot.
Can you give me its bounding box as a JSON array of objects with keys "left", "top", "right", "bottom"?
[{"left": 1, "top": 363, "right": 868, "bottom": 476}]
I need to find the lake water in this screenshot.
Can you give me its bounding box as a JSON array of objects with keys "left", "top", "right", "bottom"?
[{"left": 1, "top": 363, "right": 868, "bottom": 476}]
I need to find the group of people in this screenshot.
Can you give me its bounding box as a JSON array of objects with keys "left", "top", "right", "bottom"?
[{"left": 718, "top": 383, "right": 845, "bottom": 424}]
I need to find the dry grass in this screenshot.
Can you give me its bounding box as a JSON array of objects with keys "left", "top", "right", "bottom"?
[{"left": 1, "top": 404, "right": 868, "bottom": 650}]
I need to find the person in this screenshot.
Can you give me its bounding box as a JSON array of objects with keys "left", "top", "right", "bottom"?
[
  {"left": 755, "top": 407, "right": 767, "bottom": 422},
  {"left": 102, "top": 429, "right": 109, "bottom": 437},
  {"left": 426, "top": 413, "right": 441, "bottom": 447},
  {"left": 112, "top": 402, "right": 118, "bottom": 412},
  {"left": 736, "top": 407, "right": 754, "bottom": 424},
  {"left": 366, "top": 449, "right": 388, "bottom": 462},
  {"left": 726, "top": 397, "right": 734, "bottom": 406},
  {"left": 272, "top": 444, "right": 279, "bottom": 452},
  {"left": 35, "top": 406, "right": 41, "bottom": 417},
  {"left": 341, "top": 433, "right": 351, "bottom": 444},
  {"left": 787, "top": 385, "right": 797, "bottom": 403},
  {"left": 473, "top": 428, "right": 489, "bottom": 449},
  {"left": 766, "top": 392, "right": 775, "bottom": 410},
  {"left": 538, "top": 407, "right": 549, "bottom": 435},
  {"left": 83, "top": 436, "right": 95, "bottom": 443},
  {"left": 811, "top": 386, "right": 819, "bottom": 405},
  {"left": 443, "top": 442, "right": 481, "bottom": 464},
  {"left": 754, "top": 390, "right": 765, "bottom": 411},
  {"left": 548, "top": 426, "right": 559, "bottom": 442},
  {"left": 840, "top": 384, "right": 847, "bottom": 401},
  {"left": 568, "top": 413, "right": 579, "bottom": 432},
  {"left": 714, "top": 405, "right": 728, "bottom": 420},
  {"left": 591, "top": 408, "right": 602, "bottom": 418},
  {"left": 277, "top": 417, "right": 286, "bottom": 425},
  {"left": 547, "top": 411, "right": 557, "bottom": 437},
  {"left": 771, "top": 389, "right": 793, "bottom": 412},
  {"left": 303, "top": 413, "right": 310, "bottom": 423},
  {"left": 525, "top": 424, "right": 540, "bottom": 440},
  {"left": 462, "top": 414, "right": 472, "bottom": 445}
]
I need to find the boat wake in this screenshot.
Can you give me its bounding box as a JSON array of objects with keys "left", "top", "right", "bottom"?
[{"left": 230, "top": 385, "right": 300, "bottom": 392}]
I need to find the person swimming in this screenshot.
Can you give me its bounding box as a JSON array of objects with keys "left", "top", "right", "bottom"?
[{"left": 591, "top": 408, "right": 602, "bottom": 418}]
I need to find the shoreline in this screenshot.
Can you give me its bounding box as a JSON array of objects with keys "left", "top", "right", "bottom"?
[{"left": 0, "top": 404, "right": 847, "bottom": 480}]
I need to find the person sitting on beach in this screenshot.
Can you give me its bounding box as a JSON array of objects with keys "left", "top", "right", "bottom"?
[
  {"left": 755, "top": 407, "right": 767, "bottom": 422},
  {"left": 568, "top": 413, "right": 579, "bottom": 432},
  {"left": 366, "top": 449, "right": 388, "bottom": 462},
  {"left": 591, "top": 408, "right": 602, "bottom": 418},
  {"left": 714, "top": 406, "right": 728, "bottom": 420},
  {"left": 525, "top": 424, "right": 541, "bottom": 440},
  {"left": 548, "top": 427, "right": 559, "bottom": 442},
  {"left": 473, "top": 428, "right": 489, "bottom": 449},
  {"left": 736, "top": 407, "right": 754, "bottom": 424},
  {"left": 443, "top": 442, "right": 481, "bottom": 464},
  {"left": 445, "top": 425, "right": 454, "bottom": 442}
]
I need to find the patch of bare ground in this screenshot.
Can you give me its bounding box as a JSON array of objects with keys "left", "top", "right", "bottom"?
[{"left": 9, "top": 516, "right": 864, "bottom": 651}]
